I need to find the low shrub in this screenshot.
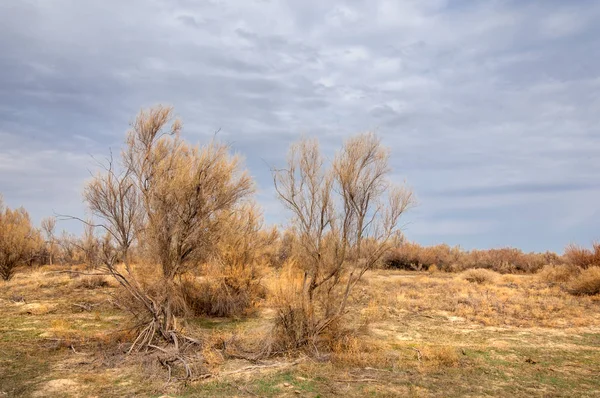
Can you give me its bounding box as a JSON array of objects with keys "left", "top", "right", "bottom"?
[
  {"left": 537, "top": 264, "right": 580, "bottom": 284},
  {"left": 428, "top": 264, "right": 439, "bottom": 274},
  {"left": 565, "top": 242, "right": 600, "bottom": 269},
  {"left": 567, "top": 267, "right": 600, "bottom": 296},
  {"left": 180, "top": 265, "right": 266, "bottom": 318},
  {"left": 420, "top": 345, "right": 460, "bottom": 368},
  {"left": 461, "top": 268, "right": 498, "bottom": 284}
]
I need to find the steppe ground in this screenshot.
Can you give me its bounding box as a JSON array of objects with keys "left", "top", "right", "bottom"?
[{"left": 1, "top": 266, "right": 599, "bottom": 397}]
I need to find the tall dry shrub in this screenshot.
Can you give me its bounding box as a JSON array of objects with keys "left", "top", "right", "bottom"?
[
  {"left": 0, "top": 196, "right": 39, "bottom": 280},
  {"left": 41, "top": 216, "right": 57, "bottom": 265},
  {"left": 271, "top": 133, "right": 413, "bottom": 351},
  {"left": 83, "top": 106, "right": 254, "bottom": 354}
]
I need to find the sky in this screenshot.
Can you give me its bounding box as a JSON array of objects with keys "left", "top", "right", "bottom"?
[{"left": 0, "top": 0, "right": 599, "bottom": 253}]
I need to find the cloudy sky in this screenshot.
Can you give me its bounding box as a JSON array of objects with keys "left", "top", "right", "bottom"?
[{"left": 1, "top": 0, "right": 599, "bottom": 252}]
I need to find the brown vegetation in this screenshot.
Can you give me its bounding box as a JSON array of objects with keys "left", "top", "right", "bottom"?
[
  {"left": 461, "top": 268, "right": 499, "bottom": 284},
  {"left": 271, "top": 133, "right": 413, "bottom": 352},
  {"left": 564, "top": 242, "right": 600, "bottom": 269},
  {"left": 0, "top": 196, "right": 40, "bottom": 281},
  {"left": 384, "top": 242, "right": 561, "bottom": 273},
  {"left": 82, "top": 106, "right": 255, "bottom": 362},
  {"left": 0, "top": 105, "right": 599, "bottom": 395},
  {"left": 567, "top": 267, "right": 600, "bottom": 296},
  {"left": 2, "top": 265, "right": 599, "bottom": 397}
]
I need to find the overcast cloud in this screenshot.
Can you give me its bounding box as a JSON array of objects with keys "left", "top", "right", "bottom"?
[{"left": 1, "top": 0, "right": 599, "bottom": 251}]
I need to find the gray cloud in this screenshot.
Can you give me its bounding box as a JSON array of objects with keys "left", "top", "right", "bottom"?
[{"left": 0, "top": 0, "right": 599, "bottom": 251}]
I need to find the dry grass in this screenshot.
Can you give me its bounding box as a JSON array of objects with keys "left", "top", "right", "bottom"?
[
  {"left": 362, "top": 270, "right": 600, "bottom": 328},
  {"left": 1, "top": 265, "right": 600, "bottom": 397},
  {"left": 73, "top": 275, "right": 109, "bottom": 290}
]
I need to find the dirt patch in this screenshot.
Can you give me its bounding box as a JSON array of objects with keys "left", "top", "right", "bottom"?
[{"left": 33, "top": 379, "right": 79, "bottom": 397}]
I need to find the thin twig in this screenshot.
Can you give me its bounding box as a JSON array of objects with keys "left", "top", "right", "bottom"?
[{"left": 413, "top": 348, "right": 422, "bottom": 362}]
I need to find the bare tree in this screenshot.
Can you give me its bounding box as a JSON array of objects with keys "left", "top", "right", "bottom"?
[
  {"left": 272, "top": 133, "right": 413, "bottom": 350},
  {"left": 41, "top": 216, "right": 56, "bottom": 265},
  {"left": 56, "top": 230, "right": 78, "bottom": 265},
  {"left": 83, "top": 106, "right": 254, "bottom": 358}
]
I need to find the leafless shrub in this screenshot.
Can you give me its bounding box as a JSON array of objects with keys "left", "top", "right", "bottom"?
[
  {"left": 565, "top": 242, "right": 600, "bottom": 269},
  {"left": 56, "top": 231, "right": 80, "bottom": 265},
  {"left": 270, "top": 133, "right": 413, "bottom": 351},
  {"left": 80, "top": 105, "right": 254, "bottom": 374}
]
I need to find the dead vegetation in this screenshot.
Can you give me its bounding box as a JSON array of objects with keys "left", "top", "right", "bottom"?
[
  {"left": 0, "top": 106, "right": 599, "bottom": 396},
  {"left": 384, "top": 241, "right": 562, "bottom": 273},
  {"left": 79, "top": 106, "right": 256, "bottom": 374},
  {"left": 1, "top": 266, "right": 599, "bottom": 397},
  {"left": 270, "top": 133, "right": 413, "bottom": 353},
  {"left": 567, "top": 267, "right": 600, "bottom": 296},
  {"left": 0, "top": 196, "right": 40, "bottom": 281},
  {"left": 461, "top": 268, "right": 499, "bottom": 284}
]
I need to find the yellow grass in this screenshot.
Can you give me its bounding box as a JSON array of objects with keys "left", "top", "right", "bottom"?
[{"left": 1, "top": 265, "right": 599, "bottom": 397}]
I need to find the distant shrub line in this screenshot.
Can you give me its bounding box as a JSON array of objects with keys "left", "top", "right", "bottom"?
[{"left": 383, "top": 241, "right": 600, "bottom": 274}]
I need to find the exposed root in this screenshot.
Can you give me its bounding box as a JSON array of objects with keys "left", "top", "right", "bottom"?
[{"left": 126, "top": 318, "right": 205, "bottom": 381}]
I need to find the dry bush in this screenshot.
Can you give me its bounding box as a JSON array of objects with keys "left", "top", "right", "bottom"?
[
  {"left": 78, "top": 222, "right": 102, "bottom": 269},
  {"left": 330, "top": 335, "right": 398, "bottom": 368},
  {"left": 271, "top": 133, "right": 413, "bottom": 352},
  {"left": 567, "top": 267, "right": 600, "bottom": 296},
  {"left": 180, "top": 271, "right": 265, "bottom": 318},
  {"left": 565, "top": 243, "right": 600, "bottom": 269},
  {"left": 0, "top": 196, "right": 40, "bottom": 281},
  {"left": 179, "top": 205, "right": 271, "bottom": 317},
  {"left": 461, "top": 268, "right": 498, "bottom": 284},
  {"left": 537, "top": 264, "right": 580, "bottom": 284},
  {"left": 268, "top": 263, "right": 313, "bottom": 352},
  {"left": 271, "top": 229, "right": 296, "bottom": 268},
  {"left": 384, "top": 242, "right": 560, "bottom": 274},
  {"left": 56, "top": 231, "right": 82, "bottom": 265},
  {"left": 74, "top": 275, "right": 110, "bottom": 289},
  {"left": 383, "top": 243, "right": 436, "bottom": 271},
  {"left": 81, "top": 105, "right": 256, "bottom": 365}
]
